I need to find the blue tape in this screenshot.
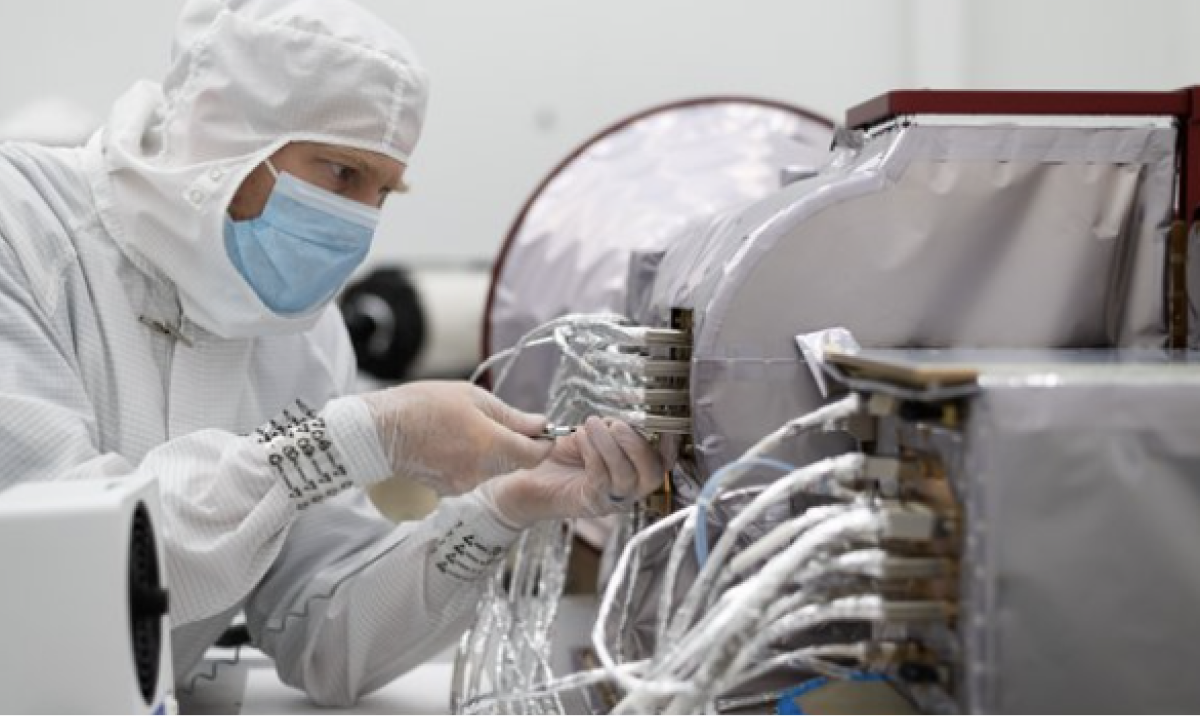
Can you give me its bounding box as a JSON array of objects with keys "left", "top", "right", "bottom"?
[{"left": 776, "top": 672, "right": 887, "bottom": 715}]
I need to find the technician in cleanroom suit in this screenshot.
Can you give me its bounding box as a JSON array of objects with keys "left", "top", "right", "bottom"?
[{"left": 0, "top": 0, "right": 663, "bottom": 706}]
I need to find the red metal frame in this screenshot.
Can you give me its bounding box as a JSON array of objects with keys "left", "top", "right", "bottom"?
[
  {"left": 1184, "top": 87, "right": 1200, "bottom": 224},
  {"left": 847, "top": 90, "right": 1190, "bottom": 129}
]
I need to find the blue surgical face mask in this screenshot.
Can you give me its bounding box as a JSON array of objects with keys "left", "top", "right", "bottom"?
[{"left": 224, "top": 160, "right": 380, "bottom": 316}]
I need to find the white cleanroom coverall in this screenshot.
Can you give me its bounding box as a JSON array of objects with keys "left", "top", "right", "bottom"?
[{"left": 0, "top": 0, "right": 513, "bottom": 706}]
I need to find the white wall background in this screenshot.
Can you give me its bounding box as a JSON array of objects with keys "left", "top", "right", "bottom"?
[{"left": 2, "top": 0, "right": 1198, "bottom": 268}]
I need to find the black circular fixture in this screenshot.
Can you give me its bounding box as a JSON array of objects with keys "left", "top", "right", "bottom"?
[
  {"left": 128, "top": 503, "right": 168, "bottom": 705},
  {"left": 340, "top": 266, "right": 428, "bottom": 381}
]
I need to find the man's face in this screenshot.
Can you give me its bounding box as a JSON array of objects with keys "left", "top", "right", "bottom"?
[{"left": 227, "top": 141, "right": 407, "bottom": 220}]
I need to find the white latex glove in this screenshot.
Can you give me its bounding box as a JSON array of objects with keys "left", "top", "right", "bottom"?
[
  {"left": 479, "top": 416, "right": 664, "bottom": 529},
  {"left": 361, "top": 381, "right": 553, "bottom": 496}
]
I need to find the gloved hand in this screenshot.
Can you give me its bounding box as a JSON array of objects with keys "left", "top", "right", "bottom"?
[
  {"left": 361, "top": 381, "right": 553, "bottom": 496},
  {"left": 478, "top": 416, "right": 664, "bottom": 529}
]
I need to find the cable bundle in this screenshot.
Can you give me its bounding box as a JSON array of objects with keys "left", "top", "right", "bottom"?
[
  {"left": 453, "top": 390, "right": 960, "bottom": 714},
  {"left": 457, "top": 313, "right": 691, "bottom": 714}
]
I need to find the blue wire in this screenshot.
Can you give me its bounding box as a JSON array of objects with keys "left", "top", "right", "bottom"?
[{"left": 694, "top": 456, "right": 795, "bottom": 569}]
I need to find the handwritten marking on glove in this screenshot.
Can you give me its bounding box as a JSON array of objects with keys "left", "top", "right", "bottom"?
[{"left": 257, "top": 399, "right": 353, "bottom": 510}]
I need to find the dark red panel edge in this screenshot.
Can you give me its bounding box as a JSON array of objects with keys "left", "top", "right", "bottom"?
[{"left": 847, "top": 89, "right": 1192, "bottom": 129}]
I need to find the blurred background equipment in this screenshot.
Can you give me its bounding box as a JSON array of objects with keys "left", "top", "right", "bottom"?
[
  {"left": 340, "top": 266, "right": 428, "bottom": 383},
  {"left": 341, "top": 263, "right": 492, "bottom": 385}
]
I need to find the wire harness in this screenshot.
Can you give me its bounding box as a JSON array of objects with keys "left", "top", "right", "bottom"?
[
  {"left": 455, "top": 317, "right": 963, "bottom": 714},
  {"left": 455, "top": 313, "right": 692, "bottom": 714}
]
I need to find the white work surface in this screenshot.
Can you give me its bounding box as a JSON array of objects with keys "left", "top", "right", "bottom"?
[
  {"left": 244, "top": 662, "right": 454, "bottom": 715},
  {"left": 179, "top": 646, "right": 454, "bottom": 715},
  {"left": 177, "top": 596, "right": 599, "bottom": 715}
]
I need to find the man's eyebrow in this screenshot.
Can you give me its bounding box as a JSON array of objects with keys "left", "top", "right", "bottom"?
[{"left": 320, "top": 147, "right": 372, "bottom": 172}]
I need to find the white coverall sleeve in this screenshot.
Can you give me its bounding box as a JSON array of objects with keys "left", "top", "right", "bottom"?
[
  {"left": 245, "top": 490, "right": 520, "bottom": 707},
  {"left": 242, "top": 312, "right": 524, "bottom": 707},
  {"left": 0, "top": 238, "right": 392, "bottom": 627}
]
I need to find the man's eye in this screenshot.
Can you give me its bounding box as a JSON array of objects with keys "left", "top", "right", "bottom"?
[{"left": 325, "top": 161, "right": 355, "bottom": 183}]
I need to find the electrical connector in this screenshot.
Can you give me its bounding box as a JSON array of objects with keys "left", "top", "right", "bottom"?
[
  {"left": 879, "top": 503, "right": 939, "bottom": 541},
  {"left": 867, "top": 392, "right": 898, "bottom": 416},
  {"left": 823, "top": 549, "right": 952, "bottom": 580},
  {"left": 864, "top": 456, "right": 901, "bottom": 481}
]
